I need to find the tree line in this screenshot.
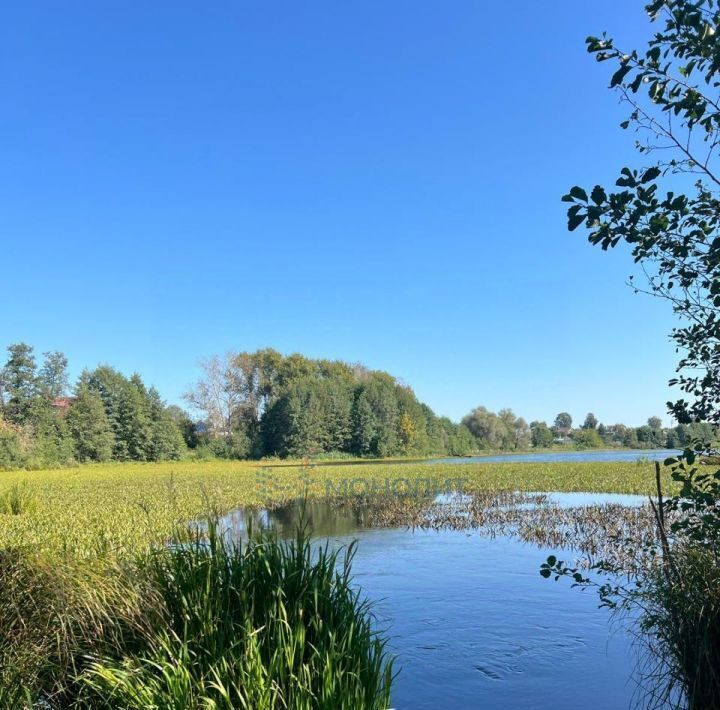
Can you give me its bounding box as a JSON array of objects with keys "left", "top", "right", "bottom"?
[
  {"left": 183, "top": 349, "right": 476, "bottom": 459},
  {"left": 523, "top": 411, "right": 715, "bottom": 451},
  {"left": 1, "top": 343, "right": 715, "bottom": 469},
  {"left": 0, "top": 343, "right": 186, "bottom": 468}
]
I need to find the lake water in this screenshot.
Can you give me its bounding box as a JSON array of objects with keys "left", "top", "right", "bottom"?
[
  {"left": 429, "top": 448, "right": 679, "bottom": 465},
  {"left": 222, "top": 495, "right": 642, "bottom": 709}
]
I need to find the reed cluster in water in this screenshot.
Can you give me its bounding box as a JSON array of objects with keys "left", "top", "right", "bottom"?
[
  {"left": 0, "top": 521, "right": 393, "bottom": 709},
  {"left": 319, "top": 490, "right": 659, "bottom": 574}
]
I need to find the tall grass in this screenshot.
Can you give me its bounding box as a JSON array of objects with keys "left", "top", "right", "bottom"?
[
  {"left": 0, "top": 549, "right": 150, "bottom": 707},
  {"left": 638, "top": 548, "right": 720, "bottom": 709},
  {"left": 542, "top": 460, "right": 720, "bottom": 709},
  {"left": 0, "top": 522, "right": 394, "bottom": 708},
  {"left": 0, "top": 481, "right": 36, "bottom": 515},
  {"left": 82, "top": 523, "right": 394, "bottom": 709}
]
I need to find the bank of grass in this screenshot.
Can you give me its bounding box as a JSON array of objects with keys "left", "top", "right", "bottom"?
[
  {"left": 0, "top": 522, "right": 394, "bottom": 708},
  {"left": 0, "top": 459, "right": 676, "bottom": 556},
  {"left": 641, "top": 547, "right": 720, "bottom": 709}
]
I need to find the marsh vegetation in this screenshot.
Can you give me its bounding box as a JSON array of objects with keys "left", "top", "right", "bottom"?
[{"left": 0, "top": 520, "right": 393, "bottom": 709}]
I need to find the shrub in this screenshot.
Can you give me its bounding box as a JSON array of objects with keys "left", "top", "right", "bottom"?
[{"left": 0, "top": 418, "right": 29, "bottom": 469}]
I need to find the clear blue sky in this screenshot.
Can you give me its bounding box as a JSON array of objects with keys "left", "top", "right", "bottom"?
[{"left": 1, "top": 1, "right": 679, "bottom": 427}]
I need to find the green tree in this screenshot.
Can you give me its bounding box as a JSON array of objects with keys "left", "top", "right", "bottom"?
[
  {"left": 647, "top": 416, "right": 663, "bottom": 431},
  {"left": 571, "top": 427, "right": 603, "bottom": 449},
  {"left": 498, "top": 409, "right": 530, "bottom": 450},
  {"left": 447, "top": 422, "right": 476, "bottom": 456},
  {"left": 0, "top": 343, "right": 39, "bottom": 424},
  {"left": 622, "top": 427, "right": 640, "bottom": 448},
  {"left": 582, "top": 413, "right": 598, "bottom": 430},
  {"left": 38, "top": 351, "right": 69, "bottom": 400},
  {"left": 462, "top": 406, "right": 503, "bottom": 449},
  {"left": 559, "top": 6, "right": 720, "bottom": 703},
  {"left": 553, "top": 412, "right": 572, "bottom": 434},
  {"left": 394, "top": 386, "right": 430, "bottom": 455},
  {"left": 26, "top": 398, "right": 75, "bottom": 466},
  {"left": 83, "top": 367, "right": 181, "bottom": 462},
  {"left": 0, "top": 416, "right": 27, "bottom": 468},
  {"left": 530, "top": 421, "right": 554, "bottom": 448},
  {"left": 166, "top": 405, "right": 200, "bottom": 449},
  {"left": 352, "top": 377, "right": 399, "bottom": 457},
  {"left": 146, "top": 387, "right": 185, "bottom": 461},
  {"left": 563, "top": 2, "right": 720, "bottom": 429},
  {"left": 66, "top": 386, "right": 115, "bottom": 462},
  {"left": 262, "top": 377, "right": 354, "bottom": 457}
]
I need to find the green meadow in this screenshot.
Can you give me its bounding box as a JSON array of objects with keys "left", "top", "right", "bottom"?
[{"left": 0, "top": 459, "right": 671, "bottom": 557}]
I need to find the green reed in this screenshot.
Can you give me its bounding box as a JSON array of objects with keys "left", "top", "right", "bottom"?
[{"left": 0, "top": 520, "right": 394, "bottom": 709}]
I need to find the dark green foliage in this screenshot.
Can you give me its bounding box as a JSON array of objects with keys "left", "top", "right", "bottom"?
[
  {"left": 0, "top": 420, "right": 26, "bottom": 469},
  {"left": 0, "top": 343, "right": 39, "bottom": 425},
  {"left": 530, "top": 421, "right": 554, "bottom": 448},
  {"left": 264, "top": 377, "right": 353, "bottom": 457},
  {"left": 165, "top": 405, "right": 201, "bottom": 449},
  {"left": 66, "top": 387, "right": 115, "bottom": 463},
  {"left": 447, "top": 423, "right": 476, "bottom": 455},
  {"left": 556, "top": 3, "right": 720, "bottom": 706},
  {"left": 206, "top": 430, "right": 252, "bottom": 460},
  {"left": 581, "top": 412, "right": 598, "bottom": 430},
  {"left": 188, "top": 349, "right": 475, "bottom": 459},
  {"left": 83, "top": 367, "right": 185, "bottom": 462},
  {"left": 146, "top": 387, "right": 185, "bottom": 461},
  {"left": 554, "top": 412, "right": 572, "bottom": 432},
  {"left": 0, "top": 343, "right": 188, "bottom": 468},
  {"left": 26, "top": 399, "right": 75, "bottom": 468},
  {"left": 352, "top": 377, "right": 399, "bottom": 458}
]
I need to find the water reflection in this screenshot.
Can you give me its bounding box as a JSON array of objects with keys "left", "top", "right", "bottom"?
[{"left": 218, "top": 493, "right": 646, "bottom": 709}]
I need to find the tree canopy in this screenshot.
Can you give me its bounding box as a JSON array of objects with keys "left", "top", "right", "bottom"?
[{"left": 563, "top": 0, "right": 720, "bottom": 428}]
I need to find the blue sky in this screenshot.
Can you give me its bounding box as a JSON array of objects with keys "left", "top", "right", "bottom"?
[{"left": 1, "top": 1, "right": 679, "bottom": 427}]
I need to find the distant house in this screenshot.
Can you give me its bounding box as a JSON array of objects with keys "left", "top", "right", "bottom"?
[{"left": 51, "top": 397, "right": 75, "bottom": 415}]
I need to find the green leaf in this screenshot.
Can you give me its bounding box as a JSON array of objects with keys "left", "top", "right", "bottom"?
[
  {"left": 547, "top": 555, "right": 557, "bottom": 566},
  {"left": 540, "top": 569, "right": 552, "bottom": 579},
  {"left": 641, "top": 166, "right": 661, "bottom": 183},
  {"left": 568, "top": 212, "right": 585, "bottom": 231},
  {"left": 610, "top": 64, "right": 632, "bottom": 87},
  {"left": 569, "top": 186, "right": 588, "bottom": 202},
  {"left": 590, "top": 185, "right": 607, "bottom": 205}
]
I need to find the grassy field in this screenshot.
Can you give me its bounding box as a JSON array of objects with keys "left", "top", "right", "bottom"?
[{"left": 0, "top": 458, "right": 674, "bottom": 557}]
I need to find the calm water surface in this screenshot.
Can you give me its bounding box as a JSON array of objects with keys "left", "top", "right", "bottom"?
[
  {"left": 223, "top": 495, "right": 641, "bottom": 709},
  {"left": 429, "top": 448, "right": 679, "bottom": 465}
]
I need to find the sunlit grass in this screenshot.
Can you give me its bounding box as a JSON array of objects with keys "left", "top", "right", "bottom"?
[
  {"left": 0, "top": 521, "right": 394, "bottom": 707},
  {"left": 0, "top": 459, "right": 675, "bottom": 556}
]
